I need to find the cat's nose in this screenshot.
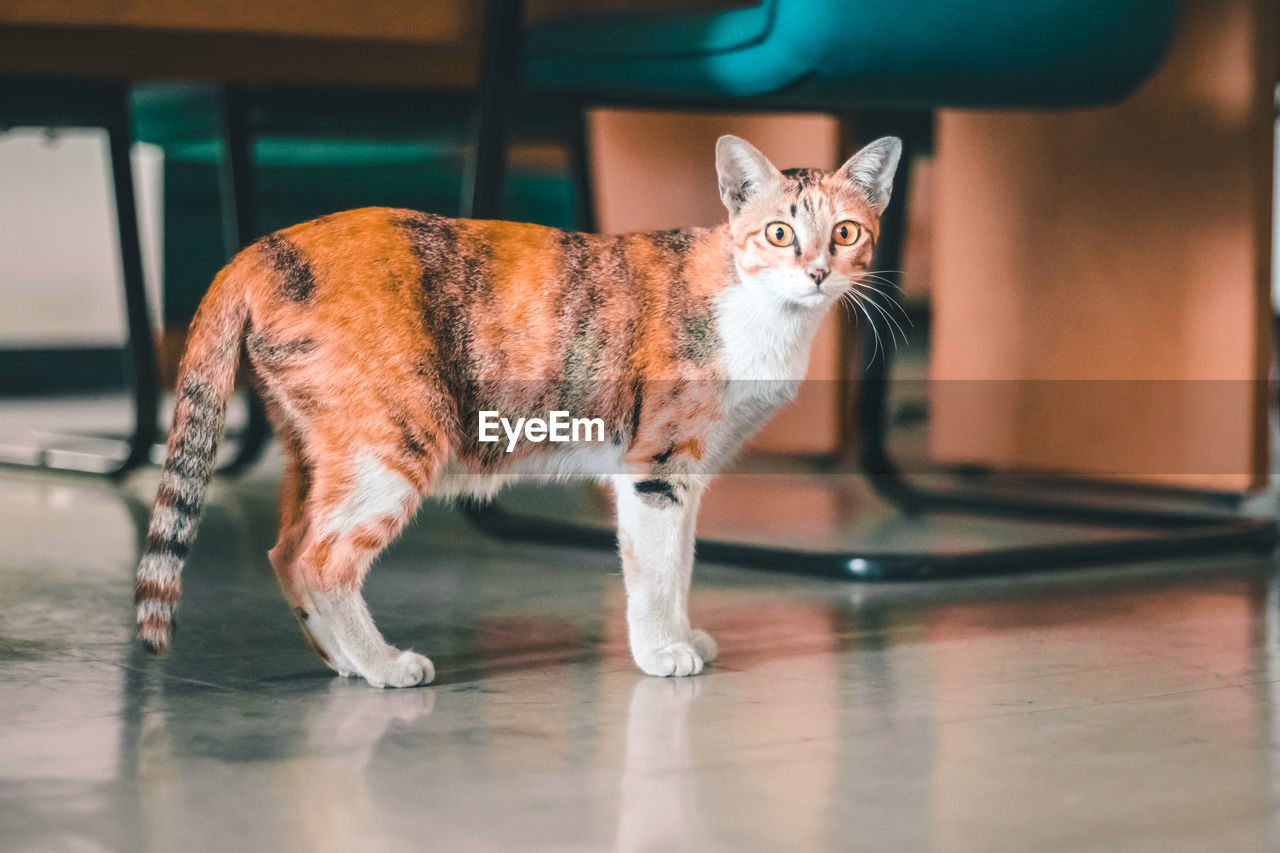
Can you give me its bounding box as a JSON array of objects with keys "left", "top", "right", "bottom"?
[{"left": 809, "top": 267, "right": 830, "bottom": 285}]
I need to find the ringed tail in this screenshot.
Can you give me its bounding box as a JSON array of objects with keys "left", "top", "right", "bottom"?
[{"left": 134, "top": 256, "right": 251, "bottom": 654}]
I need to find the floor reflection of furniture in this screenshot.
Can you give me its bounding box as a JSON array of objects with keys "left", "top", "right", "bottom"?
[
  {"left": 0, "top": 81, "right": 157, "bottom": 475},
  {"left": 465, "top": 0, "right": 1280, "bottom": 577}
]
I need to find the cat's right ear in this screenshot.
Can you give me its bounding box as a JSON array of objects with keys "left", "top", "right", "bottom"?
[
  {"left": 716, "top": 136, "right": 782, "bottom": 216},
  {"left": 839, "top": 136, "right": 903, "bottom": 214}
]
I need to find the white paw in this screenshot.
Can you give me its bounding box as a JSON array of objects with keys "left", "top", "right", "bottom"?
[
  {"left": 691, "top": 629, "right": 718, "bottom": 663},
  {"left": 636, "top": 641, "right": 706, "bottom": 677},
  {"left": 363, "top": 650, "right": 435, "bottom": 688}
]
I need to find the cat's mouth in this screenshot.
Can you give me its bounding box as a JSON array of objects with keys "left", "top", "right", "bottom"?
[{"left": 789, "top": 287, "right": 832, "bottom": 308}]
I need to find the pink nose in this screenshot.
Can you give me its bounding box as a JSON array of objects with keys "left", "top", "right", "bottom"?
[{"left": 809, "top": 268, "right": 830, "bottom": 285}]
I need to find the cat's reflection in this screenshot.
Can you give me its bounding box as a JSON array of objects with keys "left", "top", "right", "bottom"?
[
  {"left": 301, "top": 678, "right": 435, "bottom": 757},
  {"left": 129, "top": 677, "right": 435, "bottom": 852},
  {"left": 286, "top": 681, "right": 435, "bottom": 852},
  {"left": 613, "top": 676, "right": 715, "bottom": 853}
]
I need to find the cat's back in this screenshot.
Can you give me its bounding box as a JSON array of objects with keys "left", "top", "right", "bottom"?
[
  {"left": 238, "top": 206, "right": 621, "bottom": 312},
  {"left": 239, "top": 206, "right": 728, "bottom": 311},
  {"left": 231, "top": 207, "right": 730, "bottom": 386}
]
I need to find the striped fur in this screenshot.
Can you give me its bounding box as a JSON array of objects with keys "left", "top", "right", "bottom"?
[
  {"left": 134, "top": 135, "right": 902, "bottom": 683},
  {"left": 135, "top": 263, "right": 248, "bottom": 653}
]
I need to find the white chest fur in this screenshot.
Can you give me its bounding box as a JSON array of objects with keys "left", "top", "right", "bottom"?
[
  {"left": 713, "top": 278, "right": 826, "bottom": 399},
  {"left": 695, "top": 278, "right": 831, "bottom": 470}
]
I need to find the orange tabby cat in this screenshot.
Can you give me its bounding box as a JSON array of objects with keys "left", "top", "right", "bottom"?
[{"left": 135, "top": 135, "right": 902, "bottom": 687}]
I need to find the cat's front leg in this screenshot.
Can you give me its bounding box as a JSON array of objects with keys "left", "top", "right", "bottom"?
[{"left": 613, "top": 475, "right": 717, "bottom": 677}]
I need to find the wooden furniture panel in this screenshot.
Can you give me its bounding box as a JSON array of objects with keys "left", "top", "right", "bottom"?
[
  {"left": 0, "top": 0, "right": 479, "bottom": 87},
  {"left": 929, "top": 0, "right": 1276, "bottom": 491},
  {"left": 0, "top": 2, "right": 748, "bottom": 93},
  {"left": 0, "top": 0, "right": 473, "bottom": 43}
]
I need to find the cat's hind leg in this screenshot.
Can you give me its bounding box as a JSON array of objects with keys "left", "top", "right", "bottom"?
[
  {"left": 614, "top": 475, "right": 717, "bottom": 677},
  {"left": 265, "top": 418, "right": 359, "bottom": 676},
  {"left": 292, "top": 449, "right": 435, "bottom": 688}
]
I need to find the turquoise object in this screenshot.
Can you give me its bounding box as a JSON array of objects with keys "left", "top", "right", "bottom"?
[
  {"left": 524, "top": 0, "right": 1182, "bottom": 109},
  {"left": 130, "top": 0, "right": 1182, "bottom": 323},
  {"left": 130, "top": 83, "right": 576, "bottom": 324}
]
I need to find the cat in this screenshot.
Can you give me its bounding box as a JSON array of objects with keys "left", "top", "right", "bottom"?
[{"left": 134, "top": 134, "right": 902, "bottom": 687}]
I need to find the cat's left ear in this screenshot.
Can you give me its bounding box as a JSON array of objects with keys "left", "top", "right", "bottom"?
[
  {"left": 839, "top": 137, "right": 903, "bottom": 214},
  {"left": 716, "top": 135, "right": 783, "bottom": 216}
]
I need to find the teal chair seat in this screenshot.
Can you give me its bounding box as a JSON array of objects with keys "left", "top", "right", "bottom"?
[
  {"left": 130, "top": 84, "right": 575, "bottom": 227},
  {"left": 524, "top": 0, "right": 1181, "bottom": 109},
  {"left": 129, "top": 82, "right": 577, "bottom": 324},
  {"left": 132, "top": 85, "right": 465, "bottom": 168}
]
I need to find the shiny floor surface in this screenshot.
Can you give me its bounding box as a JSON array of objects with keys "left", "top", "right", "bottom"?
[{"left": 5, "top": 458, "right": 1280, "bottom": 852}]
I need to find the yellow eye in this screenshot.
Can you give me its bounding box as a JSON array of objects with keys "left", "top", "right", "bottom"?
[
  {"left": 764, "top": 222, "right": 795, "bottom": 247},
  {"left": 832, "top": 220, "right": 862, "bottom": 246}
]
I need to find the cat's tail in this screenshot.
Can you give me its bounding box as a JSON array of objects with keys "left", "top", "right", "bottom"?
[{"left": 135, "top": 256, "right": 251, "bottom": 655}]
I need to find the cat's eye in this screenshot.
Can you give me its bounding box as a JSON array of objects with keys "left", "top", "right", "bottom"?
[
  {"left": 832, "top": 220, "right": 862, "bottom": 246},
  {"left": 764, "top": 222, "right": 795, "bottom": 247}
]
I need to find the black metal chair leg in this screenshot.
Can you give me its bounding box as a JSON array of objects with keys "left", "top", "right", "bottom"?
[
  {"left": 217, "top": 86, "right": 257, "bottom": 257},
  {"left": 209, "top": 85, "right": 271, "bottom": 474},
  {"left": 106, "top": 88, "right": 159, "bottom": 476},
  {"left": 463, "top": 0, "right": 524, "bottom": 220},
  {"left": 0, "top": 82, "right": 159, "bottom": 477},
  {"left": 566, "top": 107, "right": 597, "bottom": 232}
]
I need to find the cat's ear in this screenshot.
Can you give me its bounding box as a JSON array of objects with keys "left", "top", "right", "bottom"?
[
  {"left": 716, "top": 136, "right": 782, "bottom": 215},
  {"left": 839, "top": 136, "right": 903, "bottom": 214}
]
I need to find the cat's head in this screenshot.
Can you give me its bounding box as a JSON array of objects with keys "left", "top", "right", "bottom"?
[{"left": 715, "top": 135, "right": 902, "bottom": 309}]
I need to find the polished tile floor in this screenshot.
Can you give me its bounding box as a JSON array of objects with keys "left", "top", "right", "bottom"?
[{"left": 4, "top": 455, "right": 1280, "bottom": 852}]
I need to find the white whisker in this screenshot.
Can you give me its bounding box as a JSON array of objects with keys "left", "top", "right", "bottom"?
[
  {"left": 846, "top": 282, "right": 912, "bottom": 345},
  {"left": 841, "top": 290, "right": 889, "bottom": 363}
]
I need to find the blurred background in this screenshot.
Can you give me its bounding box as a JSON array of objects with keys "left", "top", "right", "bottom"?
[
  {"left": 0, "top": 0, "right": 1273, "bottom": 486},
  {"left": 6, "top": 2, "right": 1280, "bottom": 851},
  {"left": 2, "top": 0, "right": 1276, "bottom": 558}
]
